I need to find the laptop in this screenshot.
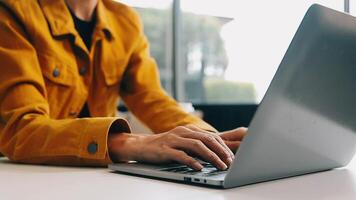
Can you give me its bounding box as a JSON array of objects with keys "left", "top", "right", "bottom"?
[{"left": 109, "top": 4, "right": 356, "bottom": 188}]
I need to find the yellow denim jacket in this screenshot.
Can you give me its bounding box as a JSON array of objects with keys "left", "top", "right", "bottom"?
[{"left": 0, "top": 0, "right": 214, "bottom": 166}]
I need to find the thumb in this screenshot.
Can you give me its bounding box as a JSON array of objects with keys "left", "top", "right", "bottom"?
[{"left": 220, "top": 127, "right": 248, "bottom": 141}]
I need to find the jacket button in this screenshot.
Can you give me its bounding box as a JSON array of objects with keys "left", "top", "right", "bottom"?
[
  {"left": 87, "top": 142, "right": 98, "bottom": 154},
  {"left": 52, "top": 67, "right": 60, "bottom": 77},
  {"left": 79, "top": 66, "right": 88, "bottom": 75}
]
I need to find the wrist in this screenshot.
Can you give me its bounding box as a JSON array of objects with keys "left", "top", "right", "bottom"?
[{"left": 108, "top": 133, "right": 143, "bottom": 162}]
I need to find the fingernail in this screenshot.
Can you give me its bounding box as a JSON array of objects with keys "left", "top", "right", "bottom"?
[
  {"left": 220, "top": 162, "right": 228, "bottom": 170},
  {"left": 227, "top": 157, "right": 233, "bottom": 165},
  {"left": 193, "top": 162, "right": 203, "bottom": 170},
  {"left": 229, "top": 150, "right": 235, "bottom": 158}
]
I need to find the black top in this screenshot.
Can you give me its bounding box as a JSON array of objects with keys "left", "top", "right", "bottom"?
[
  {"left": 70, "top": 9, "right": 96, "bottom": 50},
  {"left": 69, "top": 8, "right": 97, "bottom": 118}
]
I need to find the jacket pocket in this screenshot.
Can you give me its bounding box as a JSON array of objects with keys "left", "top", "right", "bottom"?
[
  {"left": 102, "top": 58, "right": 127, "bottom": 86},
  {"left": 38, "top": 53, "right": 76, "bottom": 87},
  {"left": 100, "top": 39, "right": 128, "bottom": 86}
]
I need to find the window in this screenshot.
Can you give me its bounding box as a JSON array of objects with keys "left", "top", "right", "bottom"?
[
  {"left": 119, "top": 0, "right": 174, "bottom": 94},
  {"left": 118, "top": 0, "right": 346, "bottom": 104},
  {"left": 180, "top": 0, "right": 344, "bottom": 104},
  {"left": 351, "top": 0, "right": 356, "bottom": 13}
]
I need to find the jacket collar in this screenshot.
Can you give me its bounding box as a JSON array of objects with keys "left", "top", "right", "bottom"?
[{"left": 39, "top": 0, "right": 114, "bottom": 40}]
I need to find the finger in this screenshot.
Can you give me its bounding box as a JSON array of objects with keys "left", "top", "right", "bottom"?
[
  {"left": 166, "top": 149, "right": 203, "bottom": 170},
  {"left": 214, "top": 134, "right": 235, "bottom": 159},
  {"left": 182, "top": 130, "right": 232, "bottom": 166},
  {"left": 183, "top": 125, "right": 234, "bottom": 163},
  {"left": 194, "top": 132, "right": 233, "bottom": 167},
  {"left": 224, "top": 141, "right": 241, "bottom": 153},
  {"left": 220, "top": 127, "right": 247, "bottom": 141},
  {"left": 172, "top": 137, "right": 228, "bottom": 170}
]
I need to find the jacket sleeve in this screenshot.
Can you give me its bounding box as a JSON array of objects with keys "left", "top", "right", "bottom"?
[
  {"left": 0, "top": 5, "right": 130, "bottom": 166},
  {"left": 119, "top": 10, "right": 216, "bottom": 133}
]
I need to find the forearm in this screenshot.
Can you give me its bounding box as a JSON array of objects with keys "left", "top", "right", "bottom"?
[{"left": 0, "top": 112, "right": 130, "bottom": 166}]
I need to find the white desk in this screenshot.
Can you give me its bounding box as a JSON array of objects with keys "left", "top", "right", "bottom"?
[{"left": 1, "top": 156, "right": 355, "bottom": 200}]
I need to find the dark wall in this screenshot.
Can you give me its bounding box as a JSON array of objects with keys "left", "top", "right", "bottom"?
[{"left": 193, "top": 104, "right": 258, "bottom": 132}]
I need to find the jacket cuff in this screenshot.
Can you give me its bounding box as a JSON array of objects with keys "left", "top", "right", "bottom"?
[{"left": 78, "top": 117, "right": 131, "bottom": 164}]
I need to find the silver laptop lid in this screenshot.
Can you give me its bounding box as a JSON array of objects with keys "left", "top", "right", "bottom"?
[{"left": 224, "top": 4, "right": 356, "bottom": 188}]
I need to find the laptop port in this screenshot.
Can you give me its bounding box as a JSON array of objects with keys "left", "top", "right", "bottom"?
[
  {"left": 194, "top": 178, "right": 200, "bottom": 182},
  {"left": 184, "top": 177, "right": 192, "bottom": 182}
]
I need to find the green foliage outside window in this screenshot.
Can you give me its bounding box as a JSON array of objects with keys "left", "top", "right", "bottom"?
[{"left": 135, "top": 7, "right": 257, "bottom": 103}]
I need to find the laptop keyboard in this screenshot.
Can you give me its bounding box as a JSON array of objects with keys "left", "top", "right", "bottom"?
[{"left": 160, "top": 163, "right": 227, "bottom": 176}]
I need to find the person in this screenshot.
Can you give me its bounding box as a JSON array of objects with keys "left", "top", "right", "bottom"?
[{"left": 0, "top": 0, "right": 247, "bottom": 170}]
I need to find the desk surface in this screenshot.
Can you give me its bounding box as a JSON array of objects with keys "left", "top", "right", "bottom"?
[{"left": 1, "top": 156, "right": 355, "bottom": 200}]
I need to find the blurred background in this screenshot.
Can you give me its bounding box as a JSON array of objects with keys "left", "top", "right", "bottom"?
[{"left": 118, "top": 0, "right": 352, "bottom": 131}]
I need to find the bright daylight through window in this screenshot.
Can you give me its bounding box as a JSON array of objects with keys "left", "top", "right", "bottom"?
[{"left": 119, "top": 0, "right": 344, "bottom": 104}]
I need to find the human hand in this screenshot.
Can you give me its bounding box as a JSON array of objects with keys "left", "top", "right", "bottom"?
[
  {"left": 108, "top": 126, "right": 235, "bottom": 171},
  {"left": 184, "top": 125, "right": 247, "bottom": 153},
  {"left": 219, "top": 127, "right": 247, "bottom": 153}
]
